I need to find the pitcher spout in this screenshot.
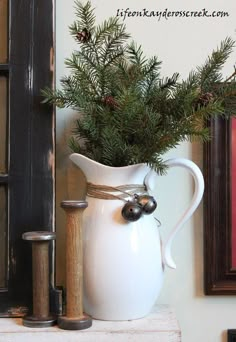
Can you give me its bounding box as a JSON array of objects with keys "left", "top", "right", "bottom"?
[
  {"left": 70, "top": 153, "right": 104, "bottom": 183},
  {"left": 69, "top": 153, "right": 150, "bottom": 186}
]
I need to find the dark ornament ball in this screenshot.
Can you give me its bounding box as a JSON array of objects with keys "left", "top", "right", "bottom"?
[
  {"left": 121, "top": 202, "right": 143, "bottom": 222},
  {"left": 76, "top": 28, "right": 91, "bottom": 43},
  {"left": 137, "top": 195, "right": 157, "bottom": 214}
]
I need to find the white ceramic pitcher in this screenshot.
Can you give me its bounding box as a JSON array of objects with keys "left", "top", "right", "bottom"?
[{"left": 70, "top": 153, "right": 204, "bottom": 321}]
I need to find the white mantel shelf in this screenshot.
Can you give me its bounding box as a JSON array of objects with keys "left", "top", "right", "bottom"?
[{"left": 0, "top": 305, "right": 181, "bottom": 342}]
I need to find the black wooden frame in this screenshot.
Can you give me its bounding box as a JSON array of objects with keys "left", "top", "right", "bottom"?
[
  {"left": 228, "top": 330, "right": 236, "bottom": 342},
  {"left": 204, "top": 117, "right": 236, "bottom": 294},
  {"left": 0, "top": 0, "right": 54, "bottom": 316}
]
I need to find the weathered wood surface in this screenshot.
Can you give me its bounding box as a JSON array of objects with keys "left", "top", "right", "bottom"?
[
  {"left": 0, "top": 0, "right": 54, "bottom": 316},
  {"left": 0, "top": 305, "right": 181, "bottom": 342},
  {"left": 64, "top": 208, "right": 84, "bottom": 318},
  {"left": 58, "top": 201, "right": 92, "bottom": 330}
]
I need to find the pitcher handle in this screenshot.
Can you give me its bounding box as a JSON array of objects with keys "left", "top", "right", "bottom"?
[{"left": 144, "top": 158, "right": 204, "bottom": 269}]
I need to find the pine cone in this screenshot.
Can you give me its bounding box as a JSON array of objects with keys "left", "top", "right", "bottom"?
[
  {"left": 102, "top": 96, "right": 119, "bottom": 108},
  {"left": 76, "top": 28, "right": 91, "bottom": 43},
  {"left": 197, "top": 92, "right": 214, "bottom": 107}
]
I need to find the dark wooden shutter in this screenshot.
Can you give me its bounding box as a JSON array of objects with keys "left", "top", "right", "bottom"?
[{"left": 0, "top": 0, "right": 54, "bottom": 316}]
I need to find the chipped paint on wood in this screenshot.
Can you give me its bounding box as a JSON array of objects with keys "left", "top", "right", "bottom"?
[
  {"left": 7, "top": 307, "right": 28, "bottom": 317},
  {"left": 47, "top": 149, "right": 55, "bottom": 174},
  {"left": 10, "top": 247, "right": 16, "bottom": 276},
  {"left": 50, "top": 47, "right": 54, "bottom": 73}
]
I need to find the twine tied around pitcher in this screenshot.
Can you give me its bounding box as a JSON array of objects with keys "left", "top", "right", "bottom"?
[
  {"left": 86, "top": 182, "right": 159, "bottom": 223},
  {"left": 87, "top": 182, "right": 146, "bottom": 201}
]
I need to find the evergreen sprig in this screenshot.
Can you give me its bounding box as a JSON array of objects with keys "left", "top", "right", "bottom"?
[{"left": 42, "top": 0, "right": 236, "bottom": 173}]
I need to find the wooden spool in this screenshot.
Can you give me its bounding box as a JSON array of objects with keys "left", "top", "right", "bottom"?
[
  {"left": 22, "top": 231, "right": 56, "bottom": 327},
  {"left": 58, "top": 200, "right": 92, "bottom": 330}
]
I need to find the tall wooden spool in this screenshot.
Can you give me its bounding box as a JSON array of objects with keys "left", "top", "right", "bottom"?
[{"left": 58, "top": 200, "right": 92, "bottom": 330}]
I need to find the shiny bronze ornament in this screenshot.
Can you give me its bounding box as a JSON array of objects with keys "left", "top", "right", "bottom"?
[
  {"left": 121, "top": 201, "right": 143, "bottom": 222},
  {"left": 137, "top": 195, "right": 157, "bottom": 214}
]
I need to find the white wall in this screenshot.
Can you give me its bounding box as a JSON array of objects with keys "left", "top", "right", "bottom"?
[{"left": 56, "top": 1, "right": 236, "bottom": 341}]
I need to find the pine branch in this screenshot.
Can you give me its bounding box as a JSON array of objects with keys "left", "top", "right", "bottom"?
[
  {"left": 73, "top": 0, "right": 96, "bottom": 33},
  {"left": 197, "top": 37, "right": 235, "bottom": 91},
  {"left": 142, "top": 56, "right": 162, "bottom": 77},
  {"left": 76, "top": 49, "right": 98, "bottom": 70},
  {"left": 94, "top": 17, "right": 128, "bottom": 46},
  {"left": 97, "top": 20, "right": 130, "bottom": 81},
  {"left": 42, "top": 1, "right": 236, "bottom": 173},
  {"left": 65, "top": 54, "right": 100, "bottom": 96},
  {"left": 159, "top": 73, "right": 179, "bottom": 90},
  {"left": 104, "top": 48, "right": 125, "bottom": 68},
  {"left": 224, "top": 67, "right": 236, "bottom": 83},
  {"left": 127, "top": 42, "right": 147, "bottom": 66},
  {"left": 41, "top": 87, "right": 77, "bottom": 108}
]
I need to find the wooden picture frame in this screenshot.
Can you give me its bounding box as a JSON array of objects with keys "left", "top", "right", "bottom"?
[
  {"left": 228, "top": 330, "right": 236, "bottom": 342},
  {"left": 204, "top": 116, "right": 236, "bottom": 294}
]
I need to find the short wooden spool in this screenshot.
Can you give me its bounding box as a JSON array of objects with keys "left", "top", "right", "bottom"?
[{"left": 22, "top": 231, "right": 56, "bottom": 328}]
